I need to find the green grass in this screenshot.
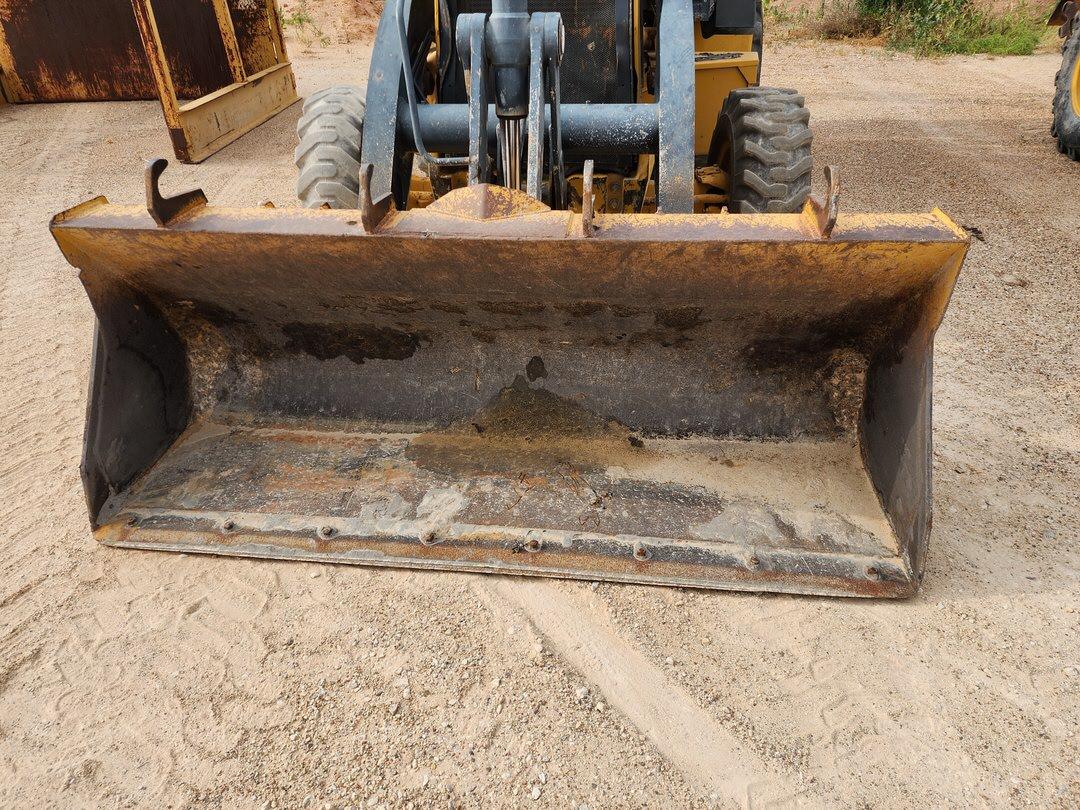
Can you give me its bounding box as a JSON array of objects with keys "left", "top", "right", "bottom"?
[
  {"left": 882, "top": 0, "right": 1047, "bottom": 55},
  {"left": 280, "top": 0, "right": 331, "bottom": 47},
  {"left": 774, "top": 0, "right": 1050, "bottom": 56},
  {"left": 279, "top": 2, "right": 314, "bottom": 29}
]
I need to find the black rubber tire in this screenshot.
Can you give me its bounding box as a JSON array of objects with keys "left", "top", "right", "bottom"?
[
  {"left": 295, "top": 85, "right": 366, "bottom": 209},
  {"left": 1052, "top": 26, "right": 1080, "bottom": 160},
  {"left": 711, "top": 87, "right": 813, "bottom": 214}
]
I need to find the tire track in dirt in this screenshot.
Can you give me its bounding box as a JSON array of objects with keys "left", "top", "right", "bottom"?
[{"left": 475, "top": 578, "right": 809, "bottom": 807}]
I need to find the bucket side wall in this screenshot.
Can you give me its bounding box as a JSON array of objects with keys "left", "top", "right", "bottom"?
[
  {"left": 79, "top": 274, "right": 192, "bottom": 526},
  {"left": 861, "top": 252, "right": 966, "bottom": 579}
]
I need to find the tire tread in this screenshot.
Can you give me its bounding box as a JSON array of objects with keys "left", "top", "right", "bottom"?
[
  {"left": 719, "top": 87, "right": 814, "bottom": 215},
  {"left": 295, "top": 86, "right": 366, "bottom": 209},
  {"left": 1052, "top": 26, "right": 1080, "bottom": 160}
]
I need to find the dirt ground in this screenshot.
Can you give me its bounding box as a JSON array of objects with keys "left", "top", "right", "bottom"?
[{"left": 0, "top": 24, "right": 1078, "bottom": 810}]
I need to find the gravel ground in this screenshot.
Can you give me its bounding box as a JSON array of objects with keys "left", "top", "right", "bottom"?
[{"left": 0, "top": 31, "right": 1077, "bottom": 810}]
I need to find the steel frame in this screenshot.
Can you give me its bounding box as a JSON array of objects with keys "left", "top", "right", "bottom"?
[
  {"left": 130, "top": 0, "right": 298, "bottom": 163},
  {"left": 362, "top": 0, "right": 697, "bottom": 213},
  {"left": 0, "top": 1, "right": 297, "bottom": 163}
]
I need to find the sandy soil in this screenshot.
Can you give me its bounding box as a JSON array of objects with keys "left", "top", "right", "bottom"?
[
  {"left": 280, "top": 0, "right": 383, "bottom": 44},
  {"left": 0, "top": 28, "right": 1077, "bottom": 810}
]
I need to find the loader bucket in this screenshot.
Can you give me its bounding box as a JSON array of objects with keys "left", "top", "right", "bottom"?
[{"left": 51, "top": 179, "right": 968, "bottom": 597}]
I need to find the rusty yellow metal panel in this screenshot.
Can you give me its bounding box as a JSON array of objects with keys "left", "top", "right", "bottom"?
[
  {"left": 0, "top": 0, "right": 157, "bottom": 101},
  {"left": 173, "top": 62, "right": 298, "bottom": 162},
  {"left": 229, "top": 0, "right": 287, "bottom": 75},
  {"left": 0, "top": 1, "right": 296, "bottom": 162},
  {"left": 0, "top": 0, "right": 232, "bottom": 102},
  {"left": 50, "top": 180, "right": 968, "bottom": 597},
  {"left": 147, "top": 0, "right": 235, "bottom": 99},
  {"left": 0, "top": 39, "right": 17, "bottom": 103},
  {"left": 131, "top": 0, "right": 298, "bottom": 162}
]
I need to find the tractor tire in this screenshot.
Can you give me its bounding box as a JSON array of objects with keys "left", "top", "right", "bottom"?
[
  {"left": 295, "top": 86, "right": 366, "bottom": 209},
  {"left": 1052, "top": 26, "right": 1080, "bottom": 160},
  {"left": 710, "top": 87, "right": 813, "bottom": 214}
]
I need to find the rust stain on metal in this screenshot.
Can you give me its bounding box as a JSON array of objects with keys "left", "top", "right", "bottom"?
[
  {"left": 229, "top": 0, "right": 284, "bottom": 75},
  {"left": 282, "top": 322, "right": 426, "bottom": 364},
  {"left": 0, "top": 0, "right": 157, "bottom": 101},
  {"left": 0, "top": 0, "right": 237, "bottom": 102},
  {"left": 96, "top": 519, "right": 911, "bottom": 598}
]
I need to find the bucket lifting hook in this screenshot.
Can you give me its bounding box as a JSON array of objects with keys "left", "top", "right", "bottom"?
[
  {"left": 145, "top": 158, "right": 207, "bottom": 227},
  {"left": 804, "top": 165, "right": 840, "bottom": 239}
]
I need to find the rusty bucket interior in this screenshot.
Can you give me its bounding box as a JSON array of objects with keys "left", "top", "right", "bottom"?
[{"left": 51, "top": 183, "right": 968, "bottom": 597}]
